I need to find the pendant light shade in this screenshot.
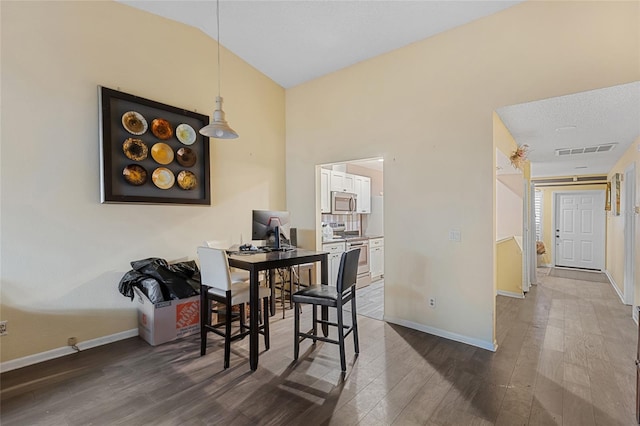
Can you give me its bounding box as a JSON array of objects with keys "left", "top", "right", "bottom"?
[
  {"left": 199, "top": 0, "right": 238, "bottom": 139},
  {"left": 199, "top": 96, "right": 238, "bottom": 139}
]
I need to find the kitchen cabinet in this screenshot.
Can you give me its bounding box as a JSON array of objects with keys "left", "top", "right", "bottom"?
[
  {"left": 354, "top": 175, "right": 371, "bottom": 213},
  {"left": 322, "top": 170, "right": 371, "bottom": 215},
  {"left": 320, "top": 168, "right": 331, "bottom": 213},
  {"left": 369, "top": 237, "right": 384, "bottom": 280},
  {"left": 330, "top": 171, "right": 354, "bottom": 193},
  {"left": 322, "top": 241, "right": 346, "bottom": 286}
]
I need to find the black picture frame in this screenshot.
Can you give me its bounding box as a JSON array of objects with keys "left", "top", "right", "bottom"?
[{"left": 99, "top": 86, "right": 211, "bottom": 205}]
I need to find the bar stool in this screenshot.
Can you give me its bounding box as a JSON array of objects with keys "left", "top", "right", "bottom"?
[
  {"left": 197, "top": 246, "right": 270, "bottom": 368},
  {"left": 292, "top": 248, "right": 360, "bottom": 371}
]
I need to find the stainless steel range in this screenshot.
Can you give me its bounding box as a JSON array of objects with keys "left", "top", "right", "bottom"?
[{"left": 345, "top": 237, "right": 371, "bottom": 289}]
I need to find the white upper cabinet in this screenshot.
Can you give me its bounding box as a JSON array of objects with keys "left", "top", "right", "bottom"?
[
  {"left": 320, "top": 168, "right": 331, "bottom": 213},
  {"left": 323, "top": 169, "right": 371, "bottom": 214},
  {"left": 354, "top": 175, "right": 371, "bottom": 213},
  {"left": 330, "top": 171, "right": 355, "bottom": 193}
]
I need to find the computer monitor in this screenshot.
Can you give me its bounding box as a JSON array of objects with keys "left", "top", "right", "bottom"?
[{"left": 251, "top": 210, "right": 291, "bottom": 249}]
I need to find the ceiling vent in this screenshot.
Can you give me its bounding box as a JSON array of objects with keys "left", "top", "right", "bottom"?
[{"left": 555, "top": 143, "right": 616, "bottom": 156}]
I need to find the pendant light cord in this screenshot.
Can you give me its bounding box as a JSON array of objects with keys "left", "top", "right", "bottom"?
[{"left": 217, "top": 0, "right": 221, "bottom": 97}]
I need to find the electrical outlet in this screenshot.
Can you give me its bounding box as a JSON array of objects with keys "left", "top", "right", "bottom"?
[
  {"left": 0, "top": 321, "right": 7, "bottom": 336},
  {"left": 429, "top": 298, "right": 436, "bottom": 308},
  {"left": 67, "top": 337, "right": 77, "bottom": 346}
]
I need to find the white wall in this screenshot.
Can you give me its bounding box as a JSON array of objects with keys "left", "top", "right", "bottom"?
[{"left": 496, "top": 179, "right": 523, "bottom": 240}]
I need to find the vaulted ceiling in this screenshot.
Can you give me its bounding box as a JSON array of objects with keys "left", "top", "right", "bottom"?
[{"left": 119, "top": 1, "right": 639, "bottom": 178}]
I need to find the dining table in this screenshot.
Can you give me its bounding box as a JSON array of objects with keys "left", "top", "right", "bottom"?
[{"left": 227, "top": 248, "right": 329, "bottom": 371}]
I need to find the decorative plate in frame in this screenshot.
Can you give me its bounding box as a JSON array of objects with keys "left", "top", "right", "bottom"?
[
  {"left": 152, "top": 167, "right": 175, "bottom": 190},
  {"left": 176, "top": 123, "right": 196, "bottom": 145},
  {"left": 176, "top": 147, "right": 196, "bottom": 167},
  {"left": 177, "top": 170, "right": 197, "bottom": 190},
  {"left": 121, "top": 111, "right": 148, "bottom": 135}
]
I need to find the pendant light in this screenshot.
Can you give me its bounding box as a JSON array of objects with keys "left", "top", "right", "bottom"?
[{"left": 199, "top": 0, "right": 238, "bottom": 139}]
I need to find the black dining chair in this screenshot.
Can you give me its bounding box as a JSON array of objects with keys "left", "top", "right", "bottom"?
[
  {"left": 197, "top": 246, "right": 270, "bottom": 369},
  {"left": 292, "top": 248, "right": 360, "bottom": 371}
]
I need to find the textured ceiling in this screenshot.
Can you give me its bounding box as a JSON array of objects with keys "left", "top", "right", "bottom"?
[{"left": 497, "top": 82, "right": 640, "bottom": 178}]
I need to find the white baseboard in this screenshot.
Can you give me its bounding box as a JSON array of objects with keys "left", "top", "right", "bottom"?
[
  {"left": 497, "top": 290, "right": 525, "bottom": 299},
  {"left": 383, "top": 316, "right": 497, "bottom": 352},
  {"left": 604, "top": 270, "right": 627, "bottom": 305},
  {"left": 0, "top": 329, "right": 139, "bottom": 373}
]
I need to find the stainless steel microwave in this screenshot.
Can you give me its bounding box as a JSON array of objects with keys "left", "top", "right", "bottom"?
[{"left": 331, "top": 191, "right": 357, "bottom": 214}]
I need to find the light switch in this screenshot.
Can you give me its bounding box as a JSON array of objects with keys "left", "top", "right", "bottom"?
[{"left": 449, "top": 229, "right": 462, "bottom": 242}]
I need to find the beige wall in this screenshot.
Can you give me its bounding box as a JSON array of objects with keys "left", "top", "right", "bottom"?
[
  {"left": 286, "top": 1, "right": 639, "bottom": 349},
  {"left": 496, "top": 237, "right": 524, "bottom": 297},
  {"left": 496, "top": 180, "right": 523, "bottom": 240},
  {"left": 494, "top": 113, "right": 524, "bottom": 241},
  {"left": 1, "top": 2, "right": 285, "bottom": 362},
  {"left": 606, "top": 137, "right": 640, "bottom": 302}
]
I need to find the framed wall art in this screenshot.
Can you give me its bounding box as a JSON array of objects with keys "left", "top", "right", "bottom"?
[
  {"left": 99, "top": 86, "right": 211, "bottom": 205},
  {"left": 605, "top": 181, "right": 611, "bottom": 211},
  {"left": 614, "top": 173, "right": 621, "bottom": 216}
]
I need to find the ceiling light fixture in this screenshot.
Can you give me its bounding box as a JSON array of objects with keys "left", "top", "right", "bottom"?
[{"left": 199, "top": 0, "right": 238, "bottom": 139}]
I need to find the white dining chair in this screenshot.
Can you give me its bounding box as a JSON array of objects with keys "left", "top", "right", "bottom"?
[{"left": 197, "top": 246, "right": 270, "bottom": 368}]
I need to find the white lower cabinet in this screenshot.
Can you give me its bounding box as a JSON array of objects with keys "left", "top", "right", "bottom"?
[
  {"left": 369, "top": 237, "right": 384, "bottom": 280},
  {"left": 322, "top": 241, "right": 346, "bottom": 286}
]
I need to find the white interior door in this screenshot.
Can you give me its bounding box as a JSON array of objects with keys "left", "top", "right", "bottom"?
[{"left": 554, "top": 191, "right": 606, "bottom": 270}]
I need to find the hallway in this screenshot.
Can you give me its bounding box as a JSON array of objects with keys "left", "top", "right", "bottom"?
[{"left": 494, "top": 267, "right": 636, "bottom": 425}]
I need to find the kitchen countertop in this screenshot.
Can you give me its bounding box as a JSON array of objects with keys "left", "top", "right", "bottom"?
[
  {"left": 322, "top": 237, "right": 347, "bottom": 243},
  {"left": 322, "top": 234, "right": 384, "bottom": 244}
]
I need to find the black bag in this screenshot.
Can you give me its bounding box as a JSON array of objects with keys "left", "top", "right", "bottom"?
[
  {"left": 118, "top": 269, "right": 166, "bottom": 303},
  {"left": 132, "top": 258, "right": 198, "bottom": 300},
  {"left": 169, "top": 260, "right": 199, "bottom": 279},
  {"left": 118, "top": 270, "right": 149, "bottom": 301}
]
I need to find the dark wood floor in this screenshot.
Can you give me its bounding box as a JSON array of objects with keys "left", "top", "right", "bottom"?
[{"left": 1, "top": 268, "right": 637, "bottom": 425}]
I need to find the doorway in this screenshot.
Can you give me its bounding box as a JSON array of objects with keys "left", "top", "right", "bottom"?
[
  {"left": 316, "top": 157, "right": 384, "bottom": 320},
  {"left": 553, "top": 190, "right": 606, "bottom": 270},
  {"left": 624, "top": 164, "right": 636, "bottom": 305}
]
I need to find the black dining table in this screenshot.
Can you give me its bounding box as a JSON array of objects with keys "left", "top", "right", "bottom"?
[{"left": 227, "top": 248, "right": 329, "bottom": 371}]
